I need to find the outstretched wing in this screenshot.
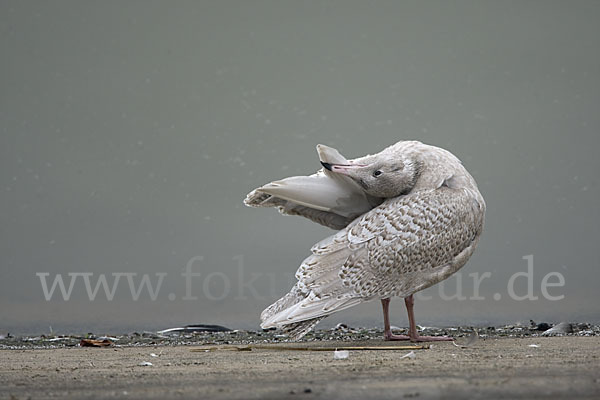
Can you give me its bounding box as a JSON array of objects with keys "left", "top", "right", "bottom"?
[
  {"left": 244, "top": 144, "right": 382, "bottom": 229},
  {"left": 261, "top": 186, "right": 485, "bottom": 329}
]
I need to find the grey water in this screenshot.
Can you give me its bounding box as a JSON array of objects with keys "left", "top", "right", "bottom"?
[{"left": 1, "top": 1, "right": 599, "bottom": 335}]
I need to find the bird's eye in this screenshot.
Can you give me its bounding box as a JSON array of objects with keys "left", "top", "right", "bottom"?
[{"left": 373, "top": 170, "right": 382, "bottom": 177}]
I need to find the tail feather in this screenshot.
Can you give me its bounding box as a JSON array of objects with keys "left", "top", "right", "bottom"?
[
  {"left": 282, "top": 317, "right": 326, "bottom": 341},
  {"left": 262, "top": 290, "right": 364, "bottom": 330},
  {"left": 260, "top": 235, "right": 364, "bottom": 336},
  {"left": 260, "top": 283, "right": 306, "bottom": 324}
]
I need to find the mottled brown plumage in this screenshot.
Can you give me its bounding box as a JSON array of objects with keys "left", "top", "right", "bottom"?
[{"left": 245, "top": 141, "right": 485, "bottom": 340}]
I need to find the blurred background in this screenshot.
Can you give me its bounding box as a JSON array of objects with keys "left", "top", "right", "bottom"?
[{"left": 1, "top": 1, "right": 598, "bottom": 334}]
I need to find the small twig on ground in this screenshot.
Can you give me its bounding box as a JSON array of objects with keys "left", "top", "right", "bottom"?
[{"left": 190, "top": 344, "right": 430, "bottom": 352}]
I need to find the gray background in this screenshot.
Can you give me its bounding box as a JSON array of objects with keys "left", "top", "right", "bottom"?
[{"left": 1, "top": 1, "right": 598, "bottom": 334}]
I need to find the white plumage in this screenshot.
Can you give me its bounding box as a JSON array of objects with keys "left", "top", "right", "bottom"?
[{"left": 244, "top": 141, "right": 485, "bottom": 341}]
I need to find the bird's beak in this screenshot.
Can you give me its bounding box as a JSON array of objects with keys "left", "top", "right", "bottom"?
[{"left": 321, "top": 161, "right": 368, "bottom": 176}]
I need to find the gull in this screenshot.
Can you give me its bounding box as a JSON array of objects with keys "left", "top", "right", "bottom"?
[{"left": 244, "top": 141, "right": 485, "bottom": 341}]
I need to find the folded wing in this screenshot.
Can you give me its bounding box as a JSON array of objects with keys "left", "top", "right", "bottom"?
[{"left": 260, "top": 186, "right": 485, "bottom": 335}]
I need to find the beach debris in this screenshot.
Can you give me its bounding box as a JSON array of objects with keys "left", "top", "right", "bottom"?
[
  {"left": 332, "top": 323, "right": 356, "bottom": 334},
  {"left": 333, "top": 349, "right": 349, "bottom": 360},
  {"left": 528, "top": 344, "right": 539, "bottom": 348},
  {"left": 80, "top": 339, "right": 113, "bottom": 347},
  {"left": 542, "top": 322, "right": 573, "bottom": 336},
  {"left": 3, "top": 323, "right": 599, "bottom": 351},
  {"left": 536, "top": 323, "right": 551, "bottom": 331},
  {"left": 138, "top": 361, "right": 153, "bottom": 367},
  {"left": 97, "top": 336, "right": 120, "bottom": 341},
  {"left": 47, "top": 337, "right": 71, "bottom": 342},
  {"left": 400, "top": 351, "right": 416, "bottom": 360},
  {"left": 530, "top": 320, "right": 551, "bottom": 331},
  {"left": 567, "top": 322, "right": 592, "bottom": 336},
  {"left": 150, "top": 353, "right": 159, "bottom": 357},
  {"left": 452, "top": 330, "right": 479, "bottom": 348},
  {"left": 157, "top": 324, "right": 232, "bottom": 335}
]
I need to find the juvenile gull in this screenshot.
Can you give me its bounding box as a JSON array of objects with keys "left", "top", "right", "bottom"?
[{"left": 244, "top": 141, "right": 485, "bottom": 341}]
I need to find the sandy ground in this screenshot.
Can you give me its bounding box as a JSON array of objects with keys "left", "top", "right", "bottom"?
[{"left": 1, "top": 336, "right": 599, "bottom": 400}]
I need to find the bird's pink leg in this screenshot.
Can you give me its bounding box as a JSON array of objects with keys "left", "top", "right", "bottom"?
[
  {"left": 381, "top": 298, "right": 411, "bottom": 340},
  {"left": 404, "top": 295, "right": 454, "bottom": 342}
]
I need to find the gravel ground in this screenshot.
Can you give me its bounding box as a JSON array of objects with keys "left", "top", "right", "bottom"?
[
  {"left": 1, "top": 324, "right": 599, "bottom": 400},
  {"left": 1, "top": 321, "right": 598, "bottom": 350}
]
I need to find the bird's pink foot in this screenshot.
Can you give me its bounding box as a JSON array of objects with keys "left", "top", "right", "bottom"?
[
  {"left": 409, "top": 335, "right": 454, "bottom": 342},
  {"left": 384, "top": 332, "right": 411, "bottom": 341}
]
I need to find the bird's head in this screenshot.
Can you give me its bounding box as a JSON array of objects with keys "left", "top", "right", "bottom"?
[{"left": 321, "top": 154, "right": 422, "bottom": 198}]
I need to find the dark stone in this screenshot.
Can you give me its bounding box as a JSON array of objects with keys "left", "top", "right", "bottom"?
[{"left": 536, "top": 322, "right": 551, "bottom": 331}]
